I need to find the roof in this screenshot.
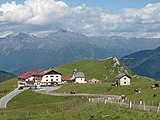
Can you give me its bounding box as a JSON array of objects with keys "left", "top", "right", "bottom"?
[
  {"left": 17, "top": 70, "right": 38, "bottom": 79},
  {"left": 61, "top": 77, "right": 73, "bottom": 81},
  {"left": 115, "top": 74, "right": 131, "bottom": 79},
  {"left": 73, "top": 72, "right": 85, "bottom": 78},
  {"left": 17, "top": 69, "right": 62, "bottom": 79}
]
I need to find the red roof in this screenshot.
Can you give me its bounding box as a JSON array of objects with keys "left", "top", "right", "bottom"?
[
  {"left": 62, "top": 77, "right": 72, "bottom": 81},
  {"left": 17, "top": 70, "right": 38, "bottom": 79},
  {"left": 17, "top": 69, "right": 62, "bottom": 79}
]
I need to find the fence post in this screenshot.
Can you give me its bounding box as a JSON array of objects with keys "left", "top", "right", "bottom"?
[
  {"left": 143, "top": 101, "right": 146, "bottom": 111},
  {"left": 157, "top": 102, "right": 160, "bottom": 113},
  {"left": 129, "top": 101, "right": 132, "bottom": 109},
  {"left": 105, "top": 99, "right": 107, "bottom": 104},
  {"left": 89, "top": 98, "right": 91, "bottom": 102}
]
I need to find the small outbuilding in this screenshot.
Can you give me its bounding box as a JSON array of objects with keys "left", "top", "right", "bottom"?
[
  {"left": 61, "top": 77, "right": 74, "bottom": 83},
  {"left": 71, "top": 69, "right": 86, "bottom": 83},
  {"left": 115, "top": 74, "right": 131, "bottom": 86}
]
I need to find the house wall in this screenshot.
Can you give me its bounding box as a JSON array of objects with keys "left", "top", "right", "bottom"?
[
  {"left": 18, "top": 81, "right": 26, "bottom": 87},
  {"left": 41, "top": 74, "right": 61, "bottom": 83},
  {"left": 25, "top": 76, "right": 34, "bottom": 82},
  {"left": 118, "top": 76, "right": 130, "bottom": 85},
  {"left": 75, "top": 78, "right": 86, "bottom": 83}
]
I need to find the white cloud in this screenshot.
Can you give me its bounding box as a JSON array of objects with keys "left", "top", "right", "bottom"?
[{"left": 0, "top": 0, "right": 160, "bottom": 38}]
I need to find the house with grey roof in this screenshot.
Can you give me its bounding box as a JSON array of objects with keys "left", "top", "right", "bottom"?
[
  {"left": 71, "top": 69, "right": 86, "bottom": 83},
  {"left": 115, "top": 74, "right": 131, "bottom": 86}
]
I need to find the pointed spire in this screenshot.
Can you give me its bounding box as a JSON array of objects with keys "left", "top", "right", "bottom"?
[{"left": 74, "top": 68, "right": 77, "bottom": 72}]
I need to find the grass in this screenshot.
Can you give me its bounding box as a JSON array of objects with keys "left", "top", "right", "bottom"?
[
  {"left": 54, "top": 59, "right": 133, "bottom": 83},
  {"left": 54, "top": 76, "right": 160, "bottom": 106},
  {"left": 0, "top": 90, "right": 159, "bottom": 120},
  {"left": 0, "top": 59, "right": 159, "bottom": 119},
  {"left": 0, "top": 78, "right": 18, "bottom": 98}
]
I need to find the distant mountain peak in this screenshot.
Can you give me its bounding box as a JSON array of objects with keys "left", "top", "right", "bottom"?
[
  {"left": 57, "top": 29, "right": 68, "bottom": 33},
  {"left": 14, "top": 32, "right": 29, "bottom": 40}
]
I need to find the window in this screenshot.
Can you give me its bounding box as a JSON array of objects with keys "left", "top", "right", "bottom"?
[
  {"left": 46, "top": 76, "right": 48, "bottom": 78},
  {"left": 124, "top": 82, "right": 126, "bottom": 84},
  {"left": 46, "top": 79, "right": 48, "bottom": 81},
  {"left": 124, "top": 77, "right": 126, "bottom": 80},
  {"left": 50, "top": 76, "right": 54, "bottom": 77},
  {"left": 51, "top": 79, "right": 53, "bottom": 81},
  {"left": 56, "top": 79, "right": 58, "bottom": 81},
  {"left": 56, "top": 76, "right": 58, "bottom": 77}
]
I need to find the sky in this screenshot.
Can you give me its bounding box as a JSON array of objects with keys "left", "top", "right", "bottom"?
[{"left": 0, "top": 0, "right": 160, "bottom": 38}]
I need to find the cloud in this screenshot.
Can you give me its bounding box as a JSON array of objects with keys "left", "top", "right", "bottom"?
[{"left": 0, "top": 0, "right": 160, "bottom": 38}]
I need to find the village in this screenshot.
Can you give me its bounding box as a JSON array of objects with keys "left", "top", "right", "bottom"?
[{"left": 17, "top": 68, "right": 131, "bottom": 89}]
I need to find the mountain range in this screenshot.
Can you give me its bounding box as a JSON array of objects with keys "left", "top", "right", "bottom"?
[
  {"left": 0, "top": 70, "right": 15, "bottom": 82},
  {"left": 122, "top": 47, "right": 160, "bottom": 80},
  {"left": 0, "top": 30, "right": 160, "bottom": 75}
]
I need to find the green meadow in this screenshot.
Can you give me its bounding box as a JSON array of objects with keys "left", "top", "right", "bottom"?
[
  {"left": 54, "top": 76, "right": 160, "bottom": 106},
  {"left": 0, "top": 78, "right": 17, "bottom": 98},
  {"left": 54, "top": 59, "right": 133, "bottom": 83},
  {"left": 0, "top": 90, "right": 159, "bottom": 120},
  {"left": 0, "top": 59, "right": 159, "bottom": 119}
]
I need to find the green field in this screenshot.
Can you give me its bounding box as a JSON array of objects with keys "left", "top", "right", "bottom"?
[
  {"left": 54, "top": 59, "right": 133, "bottom": 83},
  {"left": 54, "top": 76, "right": 160, "bottom": 106},
  {"left": 0, "top": 59, "right": 159, "bottom": 119},
  {"left": 0, "top": 78, "right": 18, "bottom": 98},
  {"left": 0, "top": 90, "right": 159, "bottom": 120}
]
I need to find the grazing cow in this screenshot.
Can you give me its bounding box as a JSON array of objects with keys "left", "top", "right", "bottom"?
[
  {"left": 151, "top": 84, "right": 159, "bottom": 89},
  {"left": 70, "top": 91, "right": 76, "bottom": 94},
  {"left": 134, "top": 89, "right": 141, "bottom": 94},
  {"left": 121, "top": 95, "right": 127, "bottom": 100}
]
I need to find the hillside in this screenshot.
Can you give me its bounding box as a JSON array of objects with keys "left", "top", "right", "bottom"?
[
  {"left": 1, "top": 31, "right": 160, "bottom": 75},
  {"left": 0, "top": 78, "right": 18, "bottom": 98},
  {"left": 0, "top": 70, "right": 15, "bottom": 82},
  {"left": 54, "top": 57, "right": 133, "bottom": 83},
  {"left": 122, "top": 47, "right": 160, "bottom": 80}
]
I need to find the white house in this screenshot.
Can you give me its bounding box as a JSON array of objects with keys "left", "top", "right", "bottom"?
[
  {"left": 17, "top": 69, "right": 62, "bottom": 87},
  {"left": 115, "top": 74, "right": 131, "bottom": 86},
  {"left": 71, "top": 69, "right": 86, "bottom": 83}
]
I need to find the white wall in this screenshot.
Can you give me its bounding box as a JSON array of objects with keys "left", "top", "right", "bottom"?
[
  {"left": 25, "top": 76, "right": 34, "bottom": 82},
  {"left": 41, "top": 74, "right": 61, "bottom": 83},
  {"left": 119, "top": 76, "right": 130, "bottom": 85},
  {"left": 75, "top": 78, "right": 86, "bottom": 83}
]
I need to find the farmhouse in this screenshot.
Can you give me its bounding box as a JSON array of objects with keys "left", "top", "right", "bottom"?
[
  {"left": 17, "top": 69, "right": 62, "bottom": 87},
  {"left": 71, "top": 69, "right": 86, "bottom": 83},
  {"left": 115, "top": 74, "right": 131, "bottom": 86}
]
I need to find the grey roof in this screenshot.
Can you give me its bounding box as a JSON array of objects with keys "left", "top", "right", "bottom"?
[
  {"left": 74, "top": 72, "right": 85, "bottom": 78},
  {"left": 115, "top": 74, "right": 131, "bottom": 79}
]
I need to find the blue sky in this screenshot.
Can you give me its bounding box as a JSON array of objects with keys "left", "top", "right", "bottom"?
[
  {"left": 0, "top": 0, "right": 160, "bottom": 12},
  {"left": 63, "top": 0, "right": 160, "bottom": 12},
  {"left": 0, "top": 0, "right": 160, "bottom": 38}
]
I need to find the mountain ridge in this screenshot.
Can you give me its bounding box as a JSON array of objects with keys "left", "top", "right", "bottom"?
[
  {"left": 1, "top": 31, "right": 160, "bottom": 75},
  {"left": 0, "top": 70, "right": 15, "bottom": 82},
  {"left": 122, "top": 46, "right": 160, "bottom": 80}
]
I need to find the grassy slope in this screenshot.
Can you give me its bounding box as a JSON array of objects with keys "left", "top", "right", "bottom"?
[
  {"left": 0, "top": 71, "right": 15, "bottom": 82},
  {"left": 55, "top": 76, "right": 160, "bottom": 106},
  {"left": 0, "top": 78, "right": 18, "bottom": 98},
  {"left": 54, "top": 59, "right": 133, "bottom": 83},
  {"left": 0, "top": 90, "right": 159, "bottom": 120}
]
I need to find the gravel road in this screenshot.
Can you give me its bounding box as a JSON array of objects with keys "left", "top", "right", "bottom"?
[{"left": 0, "top": 87, "right": 28, "bottom": 108}]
